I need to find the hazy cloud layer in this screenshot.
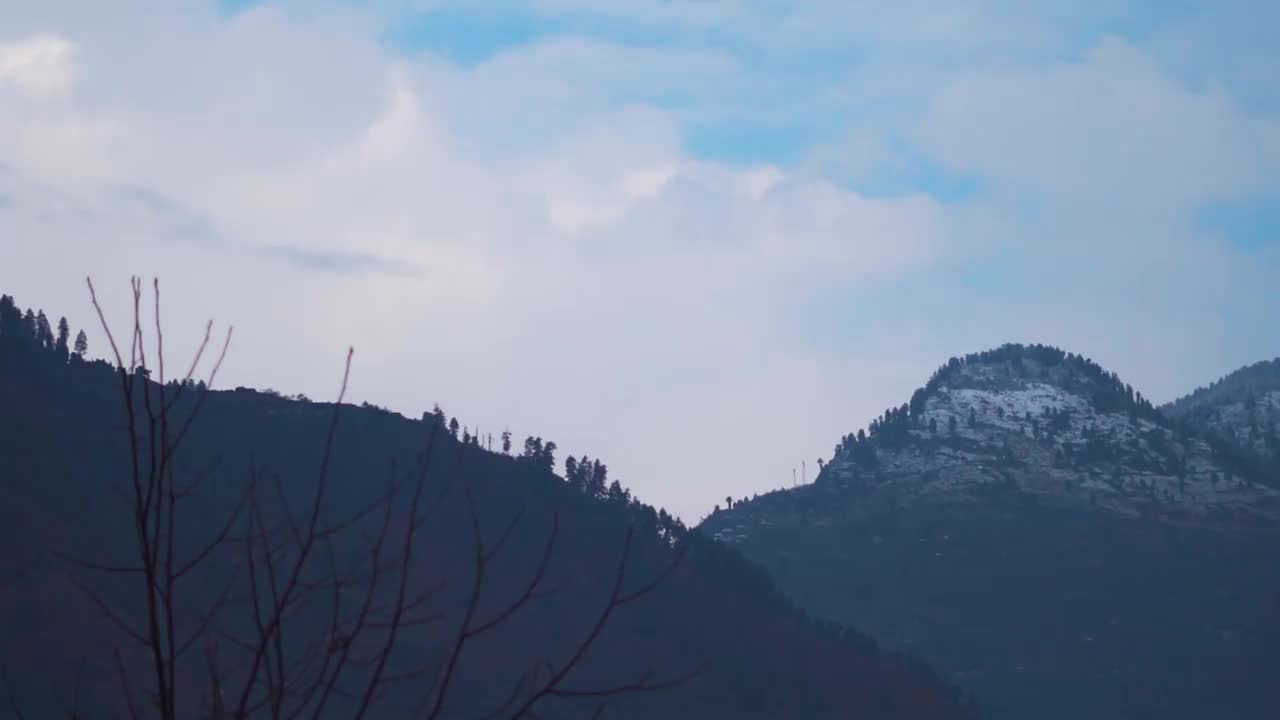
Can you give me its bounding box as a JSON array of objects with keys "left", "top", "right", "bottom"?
[{"left": 1, "top": 0, "right": 1277, "bottom": 520}]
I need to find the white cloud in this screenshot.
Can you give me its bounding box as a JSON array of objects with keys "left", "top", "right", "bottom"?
[
  {"left": 0, "top": 33, "right": 75, "bottom": 98},
  {"left": 0, "top": 3, "right": 962, "bottom": 522},
  {"left": 915, "top": 37, "right": 1280, "bottom": 216}
]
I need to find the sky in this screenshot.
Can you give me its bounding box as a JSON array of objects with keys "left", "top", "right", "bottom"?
[{"left": 1, "top": 0, "right": 1278, "bottom": 522}]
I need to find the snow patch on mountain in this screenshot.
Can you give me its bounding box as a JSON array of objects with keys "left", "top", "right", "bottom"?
[
  {"left": 831, "top": 368, "right": 1277, "bottom": 534},
  {"left": 710, "top": 348, "right": 1280, "bottom": 545}
]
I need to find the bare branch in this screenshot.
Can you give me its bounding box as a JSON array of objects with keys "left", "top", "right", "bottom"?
[
  {"left": 52, "top": 551, "right": 146, "bottom": 575},
  {"left": 467, "top": 516, "right": 558, "bottom": 637},
  {"left": 165, "top": 324, "right": 233, "bottom": 458},
  {"left": 113, "top": 649, "right": 142, "bottom": 720},
  {"left": 65, "top": 657, "right": 87, "bottom": 720},
  {"left": 175, "top": 564, "right": 242, "bottom": 661},
  {"left": 232, "top": 348, "right": 354, "bottom": 719},
  {"left": 172, "top": 483, "right": 250, "bottom": 581},
  {"left": 352, "top": 424, "right": 440, "bottom": 719},
  {"left": 504, "top": 527, "right": 694, "bottom": 719},
  {"left": 545, "top": 663, "right": 705, "bottom": 699},
  {"left": 85, "top": 276, "right": 123, "bottom": 369},
  {"left": 152, "top": 278, "right": 165, "bottom": 385},
  {"left": 66, "top": 572, "right": 150, "bottom": 648},
  {"left": 162, "top": 319, "right": 212, "bottom": 413}
]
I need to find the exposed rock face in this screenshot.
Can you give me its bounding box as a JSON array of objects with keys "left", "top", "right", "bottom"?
[{"left": 702, "top": 344, "right": 1280, "bottom": 720}]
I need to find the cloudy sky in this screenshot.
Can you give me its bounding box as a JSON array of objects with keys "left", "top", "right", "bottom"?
[{"left": 2, "top": 0, "right": 1278, "bottom": 521}]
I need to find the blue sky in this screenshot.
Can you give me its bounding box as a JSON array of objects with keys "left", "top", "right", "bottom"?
[
  {"left": 1, "top": 0, "right": 1278, "bottom": 520},
  {"left": 373, "top": 0, "right": 1280, "bottom": 215}
]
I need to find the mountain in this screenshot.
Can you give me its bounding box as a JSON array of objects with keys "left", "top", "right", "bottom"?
[
  {"left": 0, "top": 291, "right": 978, "bottom": 720},
  {"left": 805, "top": 343, "right": 1280, "bottom": 524},
  {"left": 1164, "top": 357, "right": 1280, "bottom": 480},
  {"left": 702, "top": 343, "right": 1280, "bottom": 720}
]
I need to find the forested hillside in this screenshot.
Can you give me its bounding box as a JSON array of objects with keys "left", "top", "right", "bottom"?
[{"left": 1165, "top": 358, "right": 1280, "bottom": 482}]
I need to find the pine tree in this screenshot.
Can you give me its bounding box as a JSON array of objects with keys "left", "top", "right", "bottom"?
[
  {"left": 607, "top": 480, "right": 629, "bottom": 504},
  {"left": 542, "top": 441, "right": 557, "bottom": 472},
  {"left": 568, "top": 456, "right": 589, "bottom": 493},
  {"left": 0, "top": 296, "right": 20, "bottom": 341},
  {"left": 35, "top": 310, "right": 53, "bottom": 350},
  {"left": 73, "top": 329, "right": 88, "bottom": 357},
  {"left": 501, "top": 429, "right": 512, "bottom": 454},
  {"left": 586, "top": 460, "right": 607, "bottom": 498},
  {"left": 20, "top": 309, "right": 35, "bottom": 339},
  {"left": 448, "top": 417, "right": 460, "bottom": 439},
  {"left": 656, "top": 508, "right": 673, "bottom": 539},
  {"left": 948, "top": 415, "right": 958, "bottom": 434},
  {"left": 55, "top": 317, "right": 70, "bottom": 360}
]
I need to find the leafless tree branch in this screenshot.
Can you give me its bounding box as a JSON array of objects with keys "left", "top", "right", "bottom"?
[{"left": 47, "top": 277, "right": 693, "bottom": 720}]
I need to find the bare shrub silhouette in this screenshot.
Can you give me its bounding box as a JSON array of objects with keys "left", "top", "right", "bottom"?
[{"left": 12, "top": 277, "right": 692, "bottom": 720}]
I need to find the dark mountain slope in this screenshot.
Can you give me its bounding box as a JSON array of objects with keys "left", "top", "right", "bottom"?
[
  {"left": 703, "top": 343, "right": 1280, "bottom": 720},
  {"left": 0, "top": 291, "right": 978, "bottom": 720}
]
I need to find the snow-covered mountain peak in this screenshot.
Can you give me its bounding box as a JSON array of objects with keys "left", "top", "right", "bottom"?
[{"left": 715, "top": 345, "right": 1280, "bottom": 543}]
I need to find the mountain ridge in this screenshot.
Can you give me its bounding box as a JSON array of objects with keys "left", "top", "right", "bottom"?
[{"left": 701, "top": 342, "right": 1280, "bottom": 720}]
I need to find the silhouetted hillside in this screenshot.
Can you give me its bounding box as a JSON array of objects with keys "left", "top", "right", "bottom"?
[
  {"left": 0, "top": 290, "right": 978, "bottom": 720},
  {"left": 704, "top": 343, "right": 1280, "bottom": 720}
]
